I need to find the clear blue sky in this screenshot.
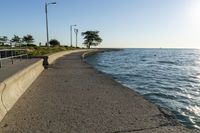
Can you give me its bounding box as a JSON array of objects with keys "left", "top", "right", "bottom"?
[{"left": 0, "top": 0, "right": 200, "bottom": 48}]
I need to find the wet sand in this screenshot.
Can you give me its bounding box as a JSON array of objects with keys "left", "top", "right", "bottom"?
[{"left": 0, "top": 52, "right": 198, "bottom": 132}]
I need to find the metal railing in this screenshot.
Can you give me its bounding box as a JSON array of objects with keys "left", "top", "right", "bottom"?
[{"left": 0, "top": 49, "right": 28, "bottom": 68}]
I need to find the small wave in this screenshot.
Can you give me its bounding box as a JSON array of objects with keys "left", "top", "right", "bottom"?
[
  {"left": 119, "top": 52, "right": 131, "bottom": 57},
  {"left": 157, "top": 61, "right": 177, "bottom": 65},
  {"left": 177, "top": 99, "right": 190, "bottom": 105},
  {"left": 143, "top": 92, "right": 178, "bottom": 100},
  {"left": 97, "top": 64, "right": 109, "bottom": 68}
]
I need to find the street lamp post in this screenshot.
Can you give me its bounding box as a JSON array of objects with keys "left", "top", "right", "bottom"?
[
  {"left": 74, "top": 29, "right": 78, "bottom": 48},
  {"left": 70, "top": 25, "right": 76, "bottom": 47},
  {"left": 45, "top": 2, "right": 56, "bottom": 47}
]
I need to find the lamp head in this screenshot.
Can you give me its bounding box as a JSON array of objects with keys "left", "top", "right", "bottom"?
[
  {"left": 74, "top": 29, "right": 78, "bottom": 33},
  {"left": 51, "top": 2, "right": 57, "bottom": 5}
]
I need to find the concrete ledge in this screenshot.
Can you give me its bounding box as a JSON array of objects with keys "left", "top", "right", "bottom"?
[
  {"left": 48, "top": 49, "right": 87, "bottom": 64},
  {"left": 0, "top": 49, "right": 87, "bottom": 122},
  {"left": 2, "top": 59, "right": 44, "bottom": 111},
  {"left": 0, "top": 83, "right": 7, "bottom": 121},
  {"left": 0, "top": 59, "right": 44, "bottom": 121}
]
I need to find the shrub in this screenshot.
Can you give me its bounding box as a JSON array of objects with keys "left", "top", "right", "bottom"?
[{"left": 49, "top": 39, "right": 60, "bottom": 47}]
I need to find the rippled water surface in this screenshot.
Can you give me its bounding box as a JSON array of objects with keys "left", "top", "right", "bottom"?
[{"left": 86, "top": 49, "right": 200, "bottom": 129}]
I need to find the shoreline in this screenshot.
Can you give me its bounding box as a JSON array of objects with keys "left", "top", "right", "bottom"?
[
  {"left": 83, "top": 49, "right": 199, "bottom": 132},
  {"left": 0, "top": 50, "right": 199, "bottom": 132}
]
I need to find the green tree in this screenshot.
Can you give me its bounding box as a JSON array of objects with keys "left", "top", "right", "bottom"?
[
  {"left": 22, "top": 34, "right": 34, "bottom": 45},
  {"left": 49, "top": 39, "right": 60, "bottom": 47},
  {"left": 82, "top": 31, "right": 102, "bottom": 49},
  {"left": 11, "top": 35, "right": 21, "bottom": 46},
  {"left": 0, "top": 36, "right": 8, "bottom": 46}
]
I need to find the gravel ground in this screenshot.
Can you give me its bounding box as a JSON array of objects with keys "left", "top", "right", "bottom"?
[{"left": 0, "top": 52, "right": 199, "bottom": 133}]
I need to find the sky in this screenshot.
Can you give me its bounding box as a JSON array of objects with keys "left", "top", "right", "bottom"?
[{"left": 0, "top": 0, "right": 200, "bottom": 48}]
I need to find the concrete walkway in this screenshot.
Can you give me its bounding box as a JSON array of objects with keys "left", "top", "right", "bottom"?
[
  {"left": 0, "top": 59, "right": 40, "bottom": 82},
  {"left": 0, "top": 52, "right": 199, "bottom": 133}
]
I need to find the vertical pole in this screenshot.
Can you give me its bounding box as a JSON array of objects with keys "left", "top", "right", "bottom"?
[
  {"left": 45, "top": 3, "right": 49, "bottom": 47},
  {"left": 76, "top": 32, "right": 77, "bottom": 48},
  {"left": 74, "top": 29, "right": 78, "bottom": 48},
  {"left": 26, "top": 43, "right": 28, "bottom": 59},
  {"left": 70, "top": 25, "right": 72, "bottom": 47}
]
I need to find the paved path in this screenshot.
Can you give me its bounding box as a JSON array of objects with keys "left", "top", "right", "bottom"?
[
  {"left": 0, "top": 59, "right": 40, "bottom": 82},
  {"left": 0, "top": 52, "right": 199, "bottom": 133}
]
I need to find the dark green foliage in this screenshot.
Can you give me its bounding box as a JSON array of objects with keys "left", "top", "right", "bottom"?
[
  {"left": 82, "top": 31, "right": 102, "bottom": 48},
  {"left": 11, "top": 35, "right": 21, "bottom": 44},
  {"left": 21, "top": 44, "right": 37, "bottom": 47},
  {"left": 27, "top": 44, "right": 37, "bottom": 47},
  {"left": 49, "top": 39, "right": 60, "bottom": 47},
  {"left": 0, "top": 36, "right": 8, "bottom": 46},
  {"left": 22, "top": 34, "right": 34, "bottom": 45}
]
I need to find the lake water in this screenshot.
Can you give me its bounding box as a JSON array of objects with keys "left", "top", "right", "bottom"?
[{"left": 86, "top": 48, "right": 200, "bottom": 129}]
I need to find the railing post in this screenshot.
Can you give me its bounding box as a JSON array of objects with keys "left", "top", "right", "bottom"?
[
  {"left": 0, "top": 51, "right": 2, "bottom": 68},
  {"left": 5, "top": 50, "right": 7, "bottom": 58},
  {"left": 11, "top": 49, "right": 14, "bottom": 64},
  {"left": 20, "top": 49, "right": 22, "bottom": 61},
  {"left": 26, "top": 49, "right": 28, "bottom": 59},
  {"left": 10, "top": 44, "right": 13, "bottom": 64},
  {"left": 26, "top": 44, "right": 28, "bottom": 59}
]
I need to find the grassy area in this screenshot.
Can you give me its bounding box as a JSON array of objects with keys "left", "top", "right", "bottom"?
[
  {"left": 0, "top": 45, "right": 82, "bottom": 56},
  {"left": 28, "top": 46, "right": 79, "bottom": 56},
  {"left": 0, "top": 45, "right": 12, "bottom": 49}
]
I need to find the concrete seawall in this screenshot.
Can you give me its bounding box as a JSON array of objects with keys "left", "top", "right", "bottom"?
[
  {"left": 0, "top": 59, "right": 44, "bottom": 121},
  {"left": 0, "top": 49, "right": 88, "bottom": 121}
]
